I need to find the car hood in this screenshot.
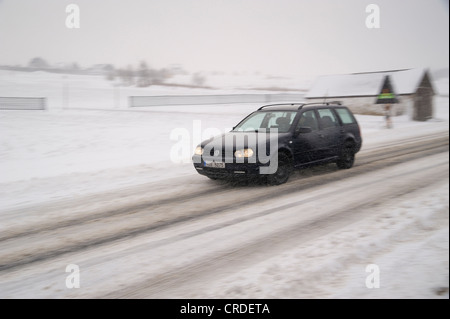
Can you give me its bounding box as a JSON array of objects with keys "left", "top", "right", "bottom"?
[{"left": 200, "top": 131, "right": 290, "bottom": 155}]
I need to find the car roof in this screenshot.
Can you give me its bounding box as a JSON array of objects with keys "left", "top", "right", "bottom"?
[{"left": 257, "top": 102, "right": 345, "bottom": 112}]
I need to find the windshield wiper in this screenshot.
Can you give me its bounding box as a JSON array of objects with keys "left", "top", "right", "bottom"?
[{"left": 232, "top": 129, "right": 259, "bottom": 132}]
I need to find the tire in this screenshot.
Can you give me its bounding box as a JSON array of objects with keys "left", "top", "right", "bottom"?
[
  {"left": 267, "top": 152, "right": 293, "bottom": 185},
  {"left": 336, "top": 142, "right": 355, "bottom": 169}
]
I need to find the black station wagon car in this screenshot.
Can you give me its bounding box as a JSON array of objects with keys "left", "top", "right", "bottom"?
[{"left": 192, "top": 102, "right": 362, "bottom": 185}]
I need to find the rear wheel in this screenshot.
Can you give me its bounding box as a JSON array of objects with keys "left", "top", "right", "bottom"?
[
  {"left": 267, "top": 152, "right": 293, "bottom": 185},
  {"left": 336, "top": 142, "right": 355, "bottom": 169}
]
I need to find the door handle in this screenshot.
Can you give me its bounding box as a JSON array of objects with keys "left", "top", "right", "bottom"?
[{"left": 319, "top": 134, "right": 325, "bottom": 138}]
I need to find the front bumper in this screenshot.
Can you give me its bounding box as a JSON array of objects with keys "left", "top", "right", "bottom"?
[{"left": 192, "top": 155, "right": 265, "bottom": 179}]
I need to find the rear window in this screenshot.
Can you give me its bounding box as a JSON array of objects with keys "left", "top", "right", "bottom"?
[{"left": 335, "top": 108, "right": 356, "bottom": 125}]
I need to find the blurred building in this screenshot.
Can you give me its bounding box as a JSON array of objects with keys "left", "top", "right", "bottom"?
[{"left": 306, "top": 68, "right": 434, "bottom": 121}]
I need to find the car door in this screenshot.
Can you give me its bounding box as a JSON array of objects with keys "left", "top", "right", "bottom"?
[
  {"left": 292, "top": 110, "right": 325, "bottom": 165},
  {"left": 316, "top": 108, "right": 342, "bottom": 159}
]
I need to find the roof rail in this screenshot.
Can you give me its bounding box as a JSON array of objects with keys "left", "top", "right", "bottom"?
[
  {"left": 257, "top": 100, "right": 342, "bottom": 111},
  {"left": 301, "top": 101, "right": 342, "bottom": 107},
  {"left": 327, "top": 100, "right": 342, "bottom": 105},
  {"left": 257, "top": 103, "right": 304, "bottom": 111}
]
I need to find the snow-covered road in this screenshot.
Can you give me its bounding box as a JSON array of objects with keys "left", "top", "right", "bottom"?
[
  {"left": 0, "top": 72, "right": 448, "bottom": 298},
  {"left": 0, "top": 130, "right": 447, "bottom": 298}
]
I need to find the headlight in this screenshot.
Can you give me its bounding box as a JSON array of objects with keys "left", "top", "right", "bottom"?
[
  {"left": 194, "top": 146, "right": 204, "bottom": 155},
  {"left": 235, "top": 148, "right": 254, "bottom": 158}
]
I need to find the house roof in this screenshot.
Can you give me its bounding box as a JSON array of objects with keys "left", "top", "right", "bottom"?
[{"left": 306, "top": 68, "right": 429, "bottom": 98}]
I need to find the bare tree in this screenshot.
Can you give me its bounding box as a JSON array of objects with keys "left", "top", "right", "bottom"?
[
  {"left": 28, "top": 57, "right": 50, "bottom": 69},
  {"left": 137, "top": 61, "right": 151, "bottom": 87},
  {"left": 192, "top": 72, "right": 206, "bottom": 87},
  {"left": 125, "top": 65, "right": 135, "bottom": 86},
  {"left": 117, "top": 67, "right": 133, "bottom": 86},
  {"left": 104, "top": 64, "right": 116, "bottom": 81}
]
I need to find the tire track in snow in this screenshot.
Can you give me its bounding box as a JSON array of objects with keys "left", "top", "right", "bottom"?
[
  {"left": 106, "top": 157, "right": 449, "bottom": 298},
  {"left": 1, "top": 131, "right": 447, "bottom": 242},
  {"left": 0, "top": 133, "right": 448, "bottom": 272}
]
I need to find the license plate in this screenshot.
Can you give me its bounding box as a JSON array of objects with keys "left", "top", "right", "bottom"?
[{"left": 204, "top": 161, "right": 225, "bottom": 168}]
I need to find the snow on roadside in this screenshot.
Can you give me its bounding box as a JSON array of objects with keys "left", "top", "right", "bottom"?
[
  {"left": 0, "top": 71, "right": 448, "bottom": 298},
  {"left": 0, "top": 107, "right": 249, "bottom": 211},
  {"left": 199, "top": 180, "right": 449, "bottom": 299},
  {"left": 0, "top": 71, "right": 448, "bottom": 212},
  {"left": 0, "top": 96, "right": 448, "bottom": 212}
]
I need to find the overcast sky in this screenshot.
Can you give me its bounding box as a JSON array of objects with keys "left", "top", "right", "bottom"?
[{"left": 0, "top": 0, "right": 448, "bottom": 76}]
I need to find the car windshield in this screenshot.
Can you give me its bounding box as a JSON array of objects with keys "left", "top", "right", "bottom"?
[{"left": 233, "top": 111, "right": 297, "bottom": 133}]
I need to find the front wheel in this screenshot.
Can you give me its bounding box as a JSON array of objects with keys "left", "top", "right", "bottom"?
[
  {"left": 267, "top": 152, "right": 293, "bottom": 185},
  {"left": 336, "top": 142, "right": 355, "bottom": 169}
]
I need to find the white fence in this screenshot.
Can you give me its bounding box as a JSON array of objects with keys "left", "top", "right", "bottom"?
[
  {"left": 129, "top": 93, "right": 305, "bottom": 107},
  {"left": 0, "top": 97, "right": 46, "bottom": 110}
]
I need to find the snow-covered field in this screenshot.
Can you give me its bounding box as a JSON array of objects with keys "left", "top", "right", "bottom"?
[
  {"left": 0, "top": 95, "right": 447, "bottom": 211},
  {"left": 0, "top": 71, "right": 448, "bottom": 298},
  {"left": 0, "top": 70, "right": 308, "bottom": 110}
]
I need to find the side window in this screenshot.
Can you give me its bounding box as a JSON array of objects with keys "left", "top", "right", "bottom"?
[
  {"left": 266, "top": 112, "right": 295, "bottom": 133},
  {"left": 317, "top": 108, "right": 339, "bottom": 129},
  {"left": 266, "top": 112, "right": 295, "bottom": 127},
  {"left": 335, "top": 108, "right": 356, "bottom": 125},
  {"left": 297, "top": 110, "right": 319, "bottom": 131}
]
